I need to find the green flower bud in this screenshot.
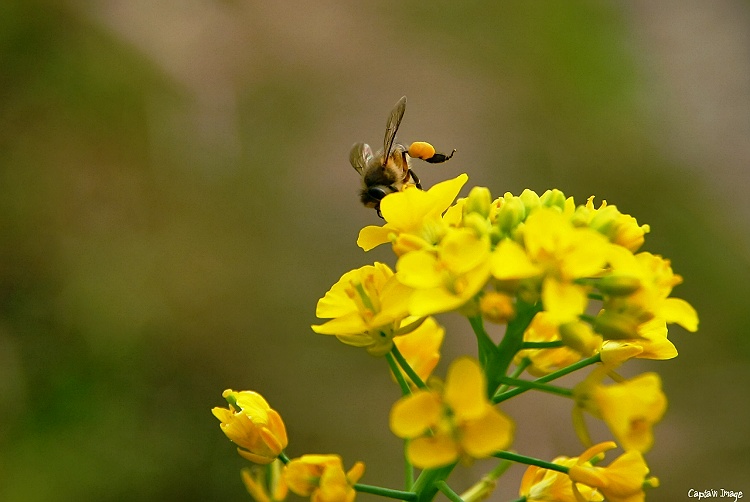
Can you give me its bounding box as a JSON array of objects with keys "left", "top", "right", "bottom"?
[
  {"left": 464, "top": 186, "right": 492, "bottom": 218},
  {"left": 597, "top": 275, "right": 642, "bottom": 296},
  {"left": 539, "top": 189, "right": 567, "bottom": 211},
  {"left": 588, "top": 205, "right": 621, "bottom": 238},
  {"left": 519, "top": 189, "right": 541, "bottom": 215},
  {"left": 593, "top": 311, "right": 641, "bottom": 340},
  {"left": 463, "top": 211, "right": 492, "bottom": 237},
  {"left": 495, "top": 194, "right": 525, "bottom": 234}
]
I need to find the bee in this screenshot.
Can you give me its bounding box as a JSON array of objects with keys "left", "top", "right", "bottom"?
[{"left": 349, "top": 96, "right": 456, "bottom": 217}]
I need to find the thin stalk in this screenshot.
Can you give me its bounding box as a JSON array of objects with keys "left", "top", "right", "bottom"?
[{"left": 493, "top": 353, "right": 601, "bottom": 403}]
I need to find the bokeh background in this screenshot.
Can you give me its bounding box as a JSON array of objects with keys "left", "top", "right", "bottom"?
[{"left": 1, "top": 1, "right": 749, "bottom": 500}]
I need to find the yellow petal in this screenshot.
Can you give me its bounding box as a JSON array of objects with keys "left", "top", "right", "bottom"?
[
  {"left": 461, "top": 407, "right": 514, "bottom": 457},
  {"left": 389, "top": 390, "right": 441, "bottom": 438},
  {"left": 523, "top": 208, "right": 567, "bottom": 258},
  {"left": 408, "top": 288, "right": 467, "bottom": 317},
  {"left": 542, "top": 278, "right": 588, "bottom": 324},
  {"left": 392, "top": 317, "right": 445, "bottom": 383},
  {"left": 444, "top": 357, "right": 487, "bottom": 420},
  {"left": 559, "top": 230, "right": 609, "bottom": 279},
  {"left": 660, "top": 297, "right": 699, "bottom": 332},
  {"left": 241, "top": 468, "right": 273, "bottom": 502},
  {"left": 380, "top": 187, "right": 436, "bottom": 229},
  {"left": 440, "top": 229, "right": 490, "bottom": 275},
  {"left": 311, "top": 313, "right": 368, "bottom": 336},
  {"left": 490, "top": 239, "right": 541, "bottom": 280},
  {"left": 371, "top": 277, "right": 413, "bottom": 324},
  {"left": 357, "top": 224, "right": 394, "bottom": 251},
  {"left": 238, "top": 448, "right": 276, "bottom": 464},
  {"left": 443, "top": 198, "right": 465, "bottom": 226},
  {"left": 601, "top": 450, "right": 650, "bottom": 498},
  {"left": 396, "top": 251, "right": 442, "bottom": 289},
  {"left": 233, "top": 390, "right": 272, "bottom": 415},
  {"left": 346, "top": 461, "right": 366, "bottom": 484},
  {"left": 425, "top": 173, "right": 469, "bottom": 215},
  {"left": 594, "top": 373, "right": 666, "bottom": 453},
  {"left": 407, "top": 435, "right": 459, "bottom": 469}
]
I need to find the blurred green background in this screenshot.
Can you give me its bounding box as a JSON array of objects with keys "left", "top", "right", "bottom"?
[{"left": 1, "top": 1, "right": 748, "bottom": 500}]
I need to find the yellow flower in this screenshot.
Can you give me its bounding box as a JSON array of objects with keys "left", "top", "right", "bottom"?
[
  {"left": 213, "top": 390, "right": 288, "bottom": 464},
  {"left": 389, "top": 357, "right": 514, "bottom": 468},
  {"left": 397, "top": 227, "right": 492, "bottom": 316},
  {"left": 357, "top": 174, "right": 468, "bottom": 254},
  {"left": 599, "top": 318, "right": 678, "bottom": 368},
  {"left": 284, "top": 454, "right": 365, "bottom": 502},
  {"left": 519, "top": 457, "right": 602, "bottom": 502},
  {"left": 241, "top": 460, "right": 288, "bottom": 502},
  {"left": 312, "top": 263, "right": 413, "bottom": 356},
  {"left": 392, "top": 316, "right": 445, "bottom": 385},
  {"left": 606, "top": 246, "right": 699, "bottom": 333},
  {"left": 574, "top": 373, "right": 666, "bottom": 453},
  {"left": 568, "top": 442, "right": 654, "bottom": 502},
  {"left": 519, "top": 208, "right": 610, "bottom": 324},
  {"left": 575, "top": 197, "right": 650, "bottom": 252}
]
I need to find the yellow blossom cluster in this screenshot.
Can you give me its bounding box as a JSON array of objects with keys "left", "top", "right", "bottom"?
[
  {"left": 214, "top": 173, "right": 698, "bottom": 502},
  {"left": 355, "top": 174, "right": 697, "bottom": 338}
]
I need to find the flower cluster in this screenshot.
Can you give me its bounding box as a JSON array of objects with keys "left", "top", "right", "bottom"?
[
  {"left": 213, "top": 391, "right": 364, "bottom": 502},
  {"left": 214, "top": 173, "right": 697, "bottom": 502}
]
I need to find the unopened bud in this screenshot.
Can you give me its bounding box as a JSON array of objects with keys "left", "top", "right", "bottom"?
[
  {"left": 588, "top": 205, "right": 621, "bottom": 237},
  {"left": 539, "top": 189, "right": 567, "bottom": 211},
  {"left": 519, "top": 189, "right": 541, "bottom": 214},
  {"left": 495, "top": 194, "right": 525, "bottom": 233},
  {"left": 597, "top": 275, "right": 642, "bottom": 296},
  {"left": 559, "top": 321, "right": 601, "bottom": 355},
  {"left": 599, "top": 340, "right": 644, "bottom": 368},
  {"left": 463, "top": 212, "right": 492, "bottom": 237},
  {"left": 480, "top": 291, "right": 515, "bottom": 324},
  {"left": 593, "top": 311, "right": 641, "bottom": 340},
  {"left": 464, "top": 186, "right": 492, "bottom": 218}
]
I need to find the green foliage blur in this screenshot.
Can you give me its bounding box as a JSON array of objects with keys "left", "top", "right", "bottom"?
[{"left": 1, "top": 1, "right": 748, "bottom": 501}]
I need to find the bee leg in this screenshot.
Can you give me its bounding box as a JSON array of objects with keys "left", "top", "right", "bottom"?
[
  {"left": 423, "top": 148, "right": 456, "bottom": 164},
  {"left": 376, "top": 206, "right": 384, "bottom": 219},
  {"left": 409, "top": 169, "right": 423, "bottom": 190}
]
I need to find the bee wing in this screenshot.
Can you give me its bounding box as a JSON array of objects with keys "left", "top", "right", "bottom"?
[
  {"left": 383, "top": 96, "right": 407, "bottom": 161},
  {"left": 349, "top": 142, "right": 373, "bottom": 175}
]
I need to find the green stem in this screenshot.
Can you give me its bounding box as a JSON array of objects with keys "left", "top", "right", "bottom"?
[
  {"left": 579, "top": 313, "right": 596, "bottom": 324},
  {"left": 459, "top": 459, "right": 512, "bottom": 501},
  {"left": 467, "top": 314, "right": 507, "bottom": 397},
  {"left": 354, "top": 484, "right": 417, "bottom": 501},
  {"left": 493, "top": 353, "right": 601, "bottom": 403},
  {"left": 434, "top": 481, "right": 464, "bottom": 502},
  {"left": 496, "top": 301, "right": 540, "bottom": 369},
  {"left": 468, "top": 315, "right": 500, "bottom": 367},
  {"left": 391, "top": 344, "right": 428, "bottom": 389},
  {"left": 404, "top": 445, "right": 414, "bottom": 490},
  {"left": 278, "top": 451, "right": 290, "bottom": 465},
  {"left": 411, "top": 463, "right": 457, "bottom": 502},
  {"left": 496, "top": 376, "right": 573, "bottom": 397},
  {"left": 386, "top": 352, "right": 412, "bottom": 396},
  {"left": 492, "top": 451, "right": 569, "bottom": 474},
  {"left": 494, "top": 358, "right": 531, "bottom": 395}
]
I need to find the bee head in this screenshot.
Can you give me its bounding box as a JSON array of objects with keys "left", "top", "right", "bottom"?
[{"left": 360, "top": 185, "right": 392, "bottom": 207}]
